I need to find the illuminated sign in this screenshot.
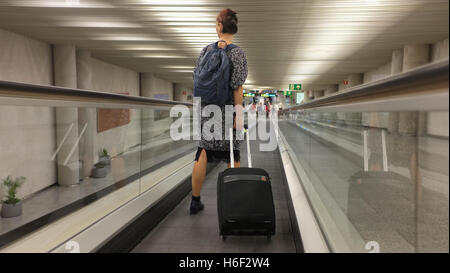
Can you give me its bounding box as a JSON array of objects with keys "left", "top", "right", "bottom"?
[{"left": 289, "top": 84, "right": 302, "bottom": 91}]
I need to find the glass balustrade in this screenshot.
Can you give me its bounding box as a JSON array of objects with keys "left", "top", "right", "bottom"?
[
  {"left": 0, "top": 98, "right": 195, "bottom": 251},
  {"left": 279, "top": 110, "right": 449, "bottom": 253}
]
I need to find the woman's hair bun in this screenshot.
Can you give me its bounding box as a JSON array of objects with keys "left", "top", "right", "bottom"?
[{"left": 217, "top": 8, "right": 238, "bottom": 35}]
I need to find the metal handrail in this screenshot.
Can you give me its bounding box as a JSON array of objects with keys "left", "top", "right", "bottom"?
[
  {"left": 0, "top": 59, "right": 448, "bottom": 110},
  {"left": 0, "top": 80, "right": 193, "bottom": 107},
  {"left": 280, "top": 59, "right": 449, "bottom": 112}
]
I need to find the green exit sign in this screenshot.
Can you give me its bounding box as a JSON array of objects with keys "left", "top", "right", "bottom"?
[
  {"left": 289, "top": 84, "right": 302, "bottom": 91},
  {"left": 285, "top": 91, "right": 293, "bottom": 96}
]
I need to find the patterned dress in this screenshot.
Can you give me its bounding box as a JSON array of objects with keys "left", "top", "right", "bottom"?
[{"left": 194, "top": 43, "right": 248, "bottom": 162}]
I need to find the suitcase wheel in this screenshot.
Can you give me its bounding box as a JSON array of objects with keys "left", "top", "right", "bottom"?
[{"left": 222, "top": 235, "right": 227, "bottom": 241}]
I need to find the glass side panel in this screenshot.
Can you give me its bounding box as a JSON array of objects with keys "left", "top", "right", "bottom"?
[
  {"left": 279, "top": 110, "right": 449, "bottom": 253},
  {"left": 0, "top": 101, "right": 195, "bottom": 250}
]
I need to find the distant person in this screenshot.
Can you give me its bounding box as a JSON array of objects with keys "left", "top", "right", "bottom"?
[
  {"left": 251, "top": 101, "right": 257, "bottom": 113},
  {"left": 265, "top": 102, "right": 271, "bottom": 118},
  {"left": 257, "top": 102, "right": 263, "bottom": 117},
  {"left": 190, "top": 8, "right": 248, "bottom": 214}
]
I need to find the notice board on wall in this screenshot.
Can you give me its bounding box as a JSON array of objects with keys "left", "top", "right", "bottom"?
[
  {"left": 97, "top": 92, "right": 131, "bottom": 133},
  {"left": 97, "top": 108, "right": 131, "bottom": 133}
]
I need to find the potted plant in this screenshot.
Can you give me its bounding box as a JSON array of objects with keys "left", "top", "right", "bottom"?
[
  {"left": 92, "top": 162, "right": 108, "bottom": 178},
  {"left": 99, "top": 148, "right": 111, "bottom": 166},
  {"left": 1, "top": 176, "right": 26, "bottom": 218}
]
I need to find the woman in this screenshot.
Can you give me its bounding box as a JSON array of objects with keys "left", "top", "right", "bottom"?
[{"left": 190, "top": 8, "right": 248, "bottom": 214}]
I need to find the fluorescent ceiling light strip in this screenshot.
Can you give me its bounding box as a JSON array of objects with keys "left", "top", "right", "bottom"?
[
  {"left": 141, "top": 6, "right": 216, "bottom": 11},
  {"left": 155, "top": 12, "right": 216, "bottom": 18},
  {"left": 138, "top": 0, "right": 206, "bottom": 5},
  {"left": 171, "top": 70, "right": 194, "bottom": 73},
  {"left": 171, "top": 28, "right": 216, "bottom": 34},
  {"left": 163, "top": 22, "right": 216, "bottom": 28},
  {"left": 162, "top": 66, "right": 195, "bottom": 69},
  {"left": 57, "top": 21, "right": 143, "bottom": 28},
  {"left": 90, "top": 36, "right": 161, "bottom": 41},
  {"left": 7, "top": 0, "right": 113, "bottom": 8},
  {"left": 115, "top": 47, "right": 175, "bottom": 51},
  {"left": 134, "top": 54, "right": 188, "bottom": 58},
  {"left": 167, "top": 34, "right": 217, "bottom": 37}
]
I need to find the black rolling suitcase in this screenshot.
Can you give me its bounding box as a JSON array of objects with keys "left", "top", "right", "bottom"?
[{"left": 217, "top": 128, "right": 276, "bottom": 240}]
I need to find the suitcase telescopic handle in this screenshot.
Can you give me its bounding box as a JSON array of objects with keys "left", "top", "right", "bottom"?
[
  {"left": 229, "top": 127, "right": 234, "bottom": 168},
  {"left": 229, "top": 127, "right": 251, "bottom": 168},
  {"left": 246, "top": 128, "right": 252, "bottom": 168}
]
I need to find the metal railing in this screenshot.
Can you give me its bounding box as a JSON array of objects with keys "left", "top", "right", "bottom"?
[
  {"left": 0, "top": 80, "right": 193, "bottom": 108},
  {"left": 280, "top": 59, "right": 449, "bottom": 112}
]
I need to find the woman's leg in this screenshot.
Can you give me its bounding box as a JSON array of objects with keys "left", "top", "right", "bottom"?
[{"left": 192, "top": 149, "right": 207, "bottom": 197}]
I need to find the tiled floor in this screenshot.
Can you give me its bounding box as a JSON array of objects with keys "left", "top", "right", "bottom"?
[{"left": 132, "top": 131, "right": 298, "bottom": 253}]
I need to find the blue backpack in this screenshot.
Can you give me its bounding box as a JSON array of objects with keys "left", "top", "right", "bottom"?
[{"left": 193, "top": 41, "right": 237, "bottom": 105}]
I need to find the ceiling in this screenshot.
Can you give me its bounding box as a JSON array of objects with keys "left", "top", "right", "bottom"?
[{"left": 0, "top": 0, "right": 448, "bottom": 91}]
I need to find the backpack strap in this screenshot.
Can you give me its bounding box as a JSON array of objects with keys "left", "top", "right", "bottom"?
[
  {"left": 225, "top": 43, "right": 238, "bottom": 52},
  {"left": 215, "top": 40, "right": 238, "bottom": 52}
]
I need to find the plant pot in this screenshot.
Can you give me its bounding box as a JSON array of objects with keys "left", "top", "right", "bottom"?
[
  {"left": 99, "top": 156, "right": 111, "bottom": 166},
  {"left": 1, "top": 201, "right": 23, "bottom": 218},
  {"left": 92, "top": 167, "right": 108, "bottom": 178},
  {"left": 57, "top": 161, "right": 81, "bottom": 186}
]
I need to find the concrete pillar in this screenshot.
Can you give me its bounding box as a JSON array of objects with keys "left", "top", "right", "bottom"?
[
  {"left": 398, "top": 44, "right": 430, "bottom": 135},
  {"left": 76, "top": 50, "right": 97, "bottom": 178},
  {"left": 303, "top": 90, "right": 311, "bottom": 102},
  {"left": 323, "top": 85, "right": 338, "bottom": 123},
  {"left": 403, "top": 44, "right": 430, "bottom": 71},
  {"left": 324, "top": 84, "right": 338, "bottom": 96},
  {"left": 313, "top": 90, "right": 324, "bottom": 99},
  {"left": 345, "top": 74, "right": 363, "bottom": 126},
  {"left": 387, "top": 49, "right": 404, "bottom": 133},
  {"left": 347, "top": 73, "right": 363, "bottom": 87},
  {"left": 391, "top": 49, "right": 404, "bottom": 75},
  {"left": 53, "top": 45, "right": 80, "bottom": 186},
  {"left": 398, "top": 112, "right": 418, "bottom": 135},
  {"left": 431, "top": 38, "right": 449, "bottom": 61}
]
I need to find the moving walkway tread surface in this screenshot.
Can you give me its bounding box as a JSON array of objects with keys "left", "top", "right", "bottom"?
[{"left": 132, "top": 136, "right": 298, "bottom": 253}]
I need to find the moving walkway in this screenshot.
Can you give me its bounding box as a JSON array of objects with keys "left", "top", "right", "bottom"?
[{"left": 0, "top": 59, "right": 448, "bottom": 253}]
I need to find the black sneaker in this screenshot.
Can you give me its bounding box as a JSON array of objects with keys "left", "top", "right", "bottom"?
[{"left": 190, "top": 200, "right": 205, "bottom": 215}]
